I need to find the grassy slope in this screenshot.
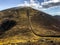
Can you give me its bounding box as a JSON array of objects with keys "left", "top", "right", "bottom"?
[
  {"left": 30, "top": 10, "right": 60, "bottom": 36},
  {"left": 0, "top": 7, "right": 60, "bottom": 45}
]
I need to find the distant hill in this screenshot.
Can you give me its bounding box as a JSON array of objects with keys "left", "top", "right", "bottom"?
[
  {"left": 0, "top": 7, "right": 60, "bottom": 44},
  {"left": 53, "top": 15, "right": 60, "bottom": 21}
]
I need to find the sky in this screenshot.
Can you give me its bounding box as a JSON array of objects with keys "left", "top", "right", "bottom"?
[{"left": 0, "top": 0, "right": 60, "bottom": 15}]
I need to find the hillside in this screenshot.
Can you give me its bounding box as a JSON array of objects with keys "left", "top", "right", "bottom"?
[
  {"left": 31, "top": 11, "right": 60, "bottom": 36},
  {"left": 0, "top": 7, "right": 60, "bottom": 45},
  {"left": 53, "top": 15, "right": 60, "bottom": 21}
]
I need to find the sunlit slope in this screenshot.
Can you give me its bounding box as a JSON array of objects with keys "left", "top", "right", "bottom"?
[
  {"left": 0, "top": 7, "right": 60, "bottom": 45},
  {"left": 0, "top": 7, "right": 40, "bottom": 45}
]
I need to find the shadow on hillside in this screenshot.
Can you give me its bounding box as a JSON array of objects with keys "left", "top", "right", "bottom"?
[{"left": 0, "top": 19, "right": 16, "bottom": 35}]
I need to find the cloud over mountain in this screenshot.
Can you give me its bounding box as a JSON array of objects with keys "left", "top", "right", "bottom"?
[{"left": 17, "top": 0, "right": 60, "bottom": 11}]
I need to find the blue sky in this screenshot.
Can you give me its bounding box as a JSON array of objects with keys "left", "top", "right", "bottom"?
[
  {"left": 0, "top": 0, "right": 60, "bottom": 15},
  {"left": 43, "top": 6, "right": 60, "bottom": 15},
  {"left": 0, "top": 0, "right": 24, "bottom": 10}
]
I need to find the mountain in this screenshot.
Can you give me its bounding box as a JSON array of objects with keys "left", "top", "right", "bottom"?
[{"left": 0, "top": 7, "right": 60, "bottom": 45}]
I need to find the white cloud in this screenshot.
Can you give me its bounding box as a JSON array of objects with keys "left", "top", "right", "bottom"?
[
  {"left": 41, "top": 0, "right": 52, "bottom": 5},
  {"left": 41, "top": 0, "right": 60, "bottom": 8},
  {"left": 16, "top": 0, "right": 60, "bottom": 15},
  {"left": 17, "top": 0, "right": 60, "bottom": 11},
  {"left": 52, "top": 0, "right": 60, "bottom": 3},
  {"left": 17, "top": 0, "right": 44, "bottom": 10}
]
